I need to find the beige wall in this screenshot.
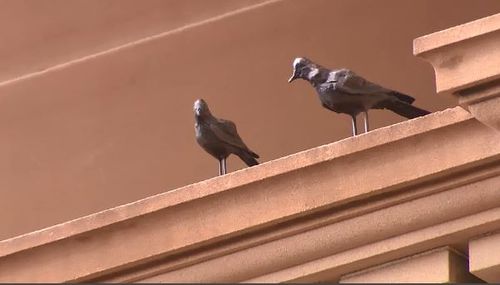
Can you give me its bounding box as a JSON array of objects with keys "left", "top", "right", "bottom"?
[
  {"left": 0, "top": 0, "right": 267, "bottom": 82},
  {"left": 1, "top": 0, "right": 499, "bottom": 240}
]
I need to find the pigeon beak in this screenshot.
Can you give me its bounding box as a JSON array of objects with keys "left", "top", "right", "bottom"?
[{"left": 288, "top": 72, "right": 298, "bottom": 83}]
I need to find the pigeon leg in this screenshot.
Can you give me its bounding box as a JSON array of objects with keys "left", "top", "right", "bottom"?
[
  {"left": 363, "top": 111, "right": 370, "bottom": 133},
  {"left": 221, "top": 158, "right": 227, "bottom": 175},
  {"left": 218, "top": 159, "right": 224, "bottom": 176},
  {"left": 351, "top": 115, "right": 358, "bottom": 136}
]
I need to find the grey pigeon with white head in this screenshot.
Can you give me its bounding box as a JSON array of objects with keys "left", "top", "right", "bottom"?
[
  {"left": 194, "top": 99, "right": 259, "bottom": 175},
  {"left": 288, "top": 57, "right": 430, "bottom": 136}
]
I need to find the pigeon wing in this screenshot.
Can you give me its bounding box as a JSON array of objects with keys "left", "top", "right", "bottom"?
[
  {"left": 210, "top": 118, "right": 251, "bottom": 152},
  {"left": 331, "top": 69, "right": 393, "bottom": 95}
]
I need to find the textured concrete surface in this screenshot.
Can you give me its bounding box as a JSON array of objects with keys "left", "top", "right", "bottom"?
[
  {"left": 340, "top": 247, "right": 481, "bottom": 283},
  {"left": 469, "top": 231, "right": 500, "bottom": 282},
  {"left": 415, "top": 12, "right": 500, "bottom": 134},
  {"left": 415, "top": 12, "right": 500, "bottom": 95}
]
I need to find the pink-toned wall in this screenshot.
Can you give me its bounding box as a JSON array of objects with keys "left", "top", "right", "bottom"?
[
  {"left": 0, "top": 0, "right": 499, "bottom": 240},
  {"left": 0, "top": 0, "right": 267, "bottom": 82}
]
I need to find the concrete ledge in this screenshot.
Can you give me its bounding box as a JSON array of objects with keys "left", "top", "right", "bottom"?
[
  {"left": 339, "top": 247, "right": 481, "bottom": 283},
  {"left": 414, "top": 13, "right": 500, "bottom": 55},
  {"left": 414, "top": 12, "right": 500, "bottom": 95},
  {"left": 244, "top": 183, "right": 500, "bottom": 283},
  {"left": 415, "top": 13, "right": 500, "bottom": 133},
  {"left": 0, "top": 106, "right": 499, "bottom": 282}
]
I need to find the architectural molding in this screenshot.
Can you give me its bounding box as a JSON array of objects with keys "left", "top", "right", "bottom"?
[
  {"left": 414, "top": 12, "right": 500, "bottom": 132},
  {"left": 339, "top": 247, "right": 481, "bottom": 283}
]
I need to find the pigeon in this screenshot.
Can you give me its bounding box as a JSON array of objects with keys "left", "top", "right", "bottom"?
[
  {"left": 194, "top": 99, "right": 259, "bottom": 175},
  {"left": 288, "top": 57, "right": 430, "bottom": 136}
]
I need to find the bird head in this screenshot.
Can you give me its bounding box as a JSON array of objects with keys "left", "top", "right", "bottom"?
[
  {"left": 288, "top": 57, "right": 314, "bottom": 83},
  {"left": 194, "top": 99, "right": 211, "bottom": 117}
]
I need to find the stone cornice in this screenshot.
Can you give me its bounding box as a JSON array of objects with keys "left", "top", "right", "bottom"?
[
  {"left": 414, "top": 13, "right": 500, "bottom": 96},
  {"left": 414, "top": 13, "right": 500, "bottom": 133}
]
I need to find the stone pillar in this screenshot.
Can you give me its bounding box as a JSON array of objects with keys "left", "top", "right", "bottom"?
[
  {"left": 469, "top": 231, "right": 500, "bottom": 282},
  {"left": 339, "top": 247, "right": 482, "bottom": 283},
  {"left": 414, "top": 13, "right": 500, "bottom": 132}
]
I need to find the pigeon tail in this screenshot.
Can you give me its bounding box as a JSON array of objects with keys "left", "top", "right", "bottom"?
[
  {"left": 385, "top": 100, "right": 431, "bottom": 119},
  {"left": 237, "top": 151, "right": 259, "bottom": 167},
  {"left": 390, "top": 91, "right": 415, "bottom": 104}
]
